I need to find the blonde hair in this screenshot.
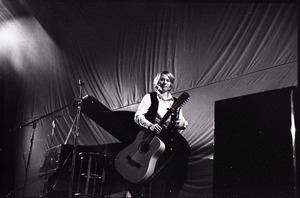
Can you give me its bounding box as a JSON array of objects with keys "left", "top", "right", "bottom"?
[{"left": 153, "top": 70, "right": 175, "bottom": 91}]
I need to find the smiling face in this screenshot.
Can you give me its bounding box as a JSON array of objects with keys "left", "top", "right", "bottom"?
[{"left": 157, "top": 73, "right": 172, "bottom": 93}]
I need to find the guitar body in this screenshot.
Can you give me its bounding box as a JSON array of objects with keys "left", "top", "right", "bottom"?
[{"left": 115, "top": 130, "right": 165, "bottom": 183}]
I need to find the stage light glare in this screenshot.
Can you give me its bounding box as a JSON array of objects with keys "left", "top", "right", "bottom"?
[{"left": 0, "top": 17, "right": 59, "bottom": 75}]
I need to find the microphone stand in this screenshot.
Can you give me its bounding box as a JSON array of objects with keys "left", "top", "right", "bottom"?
[
  {"left": 21, "top": 121, "right": 37, "bottom": 198},
  {"left": 10, "top": 104, "right": 71, "bottom": 198},
  {"left": 67, "top": 79, "right": 85, "bottom": 198}
]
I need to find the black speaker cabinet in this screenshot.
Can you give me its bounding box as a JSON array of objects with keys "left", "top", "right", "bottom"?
[{"left": 214, "top": 87, "right": 299, "bottom": 198}]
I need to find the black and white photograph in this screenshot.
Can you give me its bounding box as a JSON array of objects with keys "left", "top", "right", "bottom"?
[{"left": 0, "top": 0, "right": 298, "bottom": 197}]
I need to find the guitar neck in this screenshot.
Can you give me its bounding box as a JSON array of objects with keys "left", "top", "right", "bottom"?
[{"left": 158, "top": 109, "right": 174, "bottom": 127}]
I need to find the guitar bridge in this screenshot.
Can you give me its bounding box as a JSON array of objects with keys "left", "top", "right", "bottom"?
[{"left": 126, "top": 155, "right": 141, "bottom": 168}]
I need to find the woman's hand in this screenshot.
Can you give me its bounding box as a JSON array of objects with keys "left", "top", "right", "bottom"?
[
  {"left": 149, "top": 123, "right": 162, "bottom": 133},
  {"left": 175, "top": 119, "right": 187, "bottom": 129}
]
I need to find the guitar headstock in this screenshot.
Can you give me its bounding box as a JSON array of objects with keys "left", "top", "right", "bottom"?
[{"left": 172, "top": 92, "right": 190, "bottom": 109}]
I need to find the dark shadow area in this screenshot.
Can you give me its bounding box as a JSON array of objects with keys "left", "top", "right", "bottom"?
[{"left": 0, "top": 63, "right": 21, "bottom": 197}]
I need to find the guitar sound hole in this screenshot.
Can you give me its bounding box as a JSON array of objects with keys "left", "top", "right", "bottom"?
[{"left": 139, "top": 141, "right": 150, "bottom": 153}]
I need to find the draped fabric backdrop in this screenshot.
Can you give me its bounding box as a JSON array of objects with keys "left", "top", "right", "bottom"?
[{"left": 0, "top": 1, "right": 297, "bottom": 197}]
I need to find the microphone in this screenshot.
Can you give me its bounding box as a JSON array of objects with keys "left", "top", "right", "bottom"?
[
  {"left": 50, "top": 118, "right": 57, "bottom": 147},
  {"left": 52, "top": 119, "right": 56, "bottom": 130},
  {"left": 73, "top": 95, "right": 88, "bottom": 107},
  {"left": 79, "top": 79, "right": 85, "bottom": 86},
  {"left": 82, "top": 95, "right": 88, "bottom": 100}
]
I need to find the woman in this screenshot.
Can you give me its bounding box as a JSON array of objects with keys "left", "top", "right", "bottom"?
[{"left": 131, "top": 70, "right": 190, "bottom": 198}]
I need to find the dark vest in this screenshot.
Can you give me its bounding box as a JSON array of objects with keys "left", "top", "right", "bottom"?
[
  {"left": 144, "top": 92, "right": 159, "bottom": 124},
  {"left": 144, "top": 92, "right": 178, "bottom": 127}
]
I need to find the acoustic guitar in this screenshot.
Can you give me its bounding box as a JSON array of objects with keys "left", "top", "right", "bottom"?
[{"left": 114, "top": 92, "right": 189, "bottom": 183}]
